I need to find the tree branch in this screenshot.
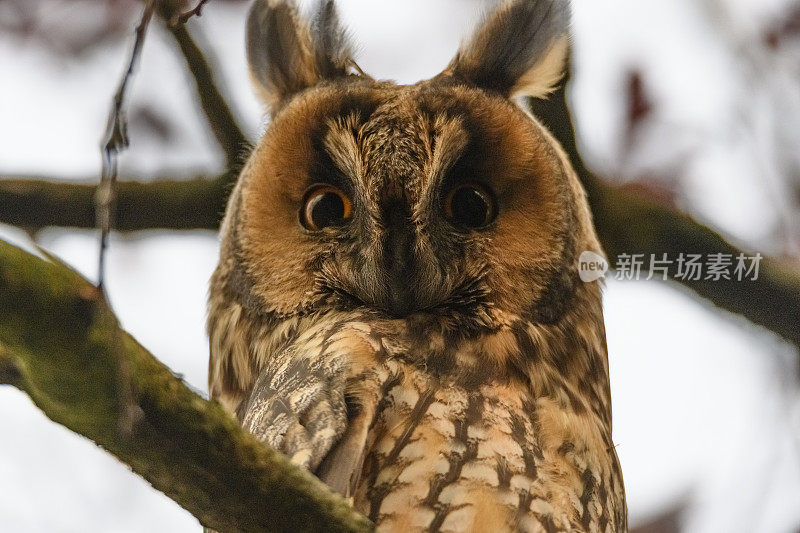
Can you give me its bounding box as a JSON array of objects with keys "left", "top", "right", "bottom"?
[
  {"left": 0, "top": 238, "right": 373, "bottom": 533},
  {"left": 528, "top": 76, "right": 800, "bottom": 347},
  {"left": 157, "top": 3, "right": 250, "bottom": 168},
  {"left": 0, "top": 173, "right": 230, "bottom": 232}
]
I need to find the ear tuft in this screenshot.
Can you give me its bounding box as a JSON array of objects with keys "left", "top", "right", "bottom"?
[
  {"left": 246, "top": 0, "right": 356, "bottom": 112},
  {"left": 246, "top": 0, "right": 314, "bottom": 110},
  {"left": 510, "top": 34, "right": 569, "bottom": 99},
  {"left": 447, "top": 0, "right": 570, "bottom": 99},
  {"left": 311, "top": 0, "right": 355, "bottom": 79}
]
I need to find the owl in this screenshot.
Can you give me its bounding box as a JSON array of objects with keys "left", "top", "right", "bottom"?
[{"left": 207, "top": 0, "right": 627, "bottom": 531}]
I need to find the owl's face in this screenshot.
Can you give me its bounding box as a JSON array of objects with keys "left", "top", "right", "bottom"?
[{"left": 226, "top": 0, "right": 596, "bottom": 332}]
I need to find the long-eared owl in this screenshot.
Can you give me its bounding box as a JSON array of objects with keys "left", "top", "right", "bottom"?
[{"left": 207, "top": 0, "right": 627, "bottom": 530}]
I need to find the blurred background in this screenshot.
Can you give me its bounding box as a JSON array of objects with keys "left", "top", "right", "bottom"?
[{"left": 1, "top": 0, "right": 799, "bottom": 531}]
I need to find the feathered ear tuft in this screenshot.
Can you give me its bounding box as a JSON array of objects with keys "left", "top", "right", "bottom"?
[
  {"left": 246, "top": 0, "right": 356, "bottom": 113},
  {"left": 311, "top": 0, "right": 356, "bottom": 79},
  {"left": 444, "top": 0, "right": 570, "bottom": 99}
]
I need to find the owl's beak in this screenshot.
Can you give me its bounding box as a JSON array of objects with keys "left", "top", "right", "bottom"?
[
  {"left": 381, "top": 201, "right": 418, "bottom": 317},
  {"left": 349, "top": 198, "right": 446, "bottom": 318}
]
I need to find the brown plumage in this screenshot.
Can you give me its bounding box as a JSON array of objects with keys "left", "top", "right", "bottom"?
[{"left": 207, "top": 0, "right": 627, "bottom": 530}]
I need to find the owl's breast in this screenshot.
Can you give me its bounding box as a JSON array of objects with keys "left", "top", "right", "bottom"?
[{"left": 352, "top": 359, "right": 625, "bottom": 533}]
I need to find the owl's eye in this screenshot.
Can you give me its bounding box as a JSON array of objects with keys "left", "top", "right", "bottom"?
[
  {"left": 301, "top": 185, "right": 352, "bottom": 230},
  {"left": 444, "top": 184, "right": 496, "bottom": 229}
]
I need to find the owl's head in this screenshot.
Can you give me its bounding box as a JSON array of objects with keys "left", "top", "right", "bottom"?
[{"left": 218, "top": 0, "right": 601, "bottom": 332}]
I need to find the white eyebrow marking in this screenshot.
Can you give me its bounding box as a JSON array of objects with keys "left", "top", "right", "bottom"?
[
  {"left": 323, "top": 114, "right": 364, "bottom": 185},
  {"left": 414, "top": 115, "right": 469, "bottom": 224}
]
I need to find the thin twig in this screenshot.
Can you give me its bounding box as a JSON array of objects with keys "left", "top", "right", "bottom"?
[
  {"left": 97, "top": 0, "right": 158, "bottom": 290},
  {"left": 171, "top": 0, "right": 211, "bottom": 26}
]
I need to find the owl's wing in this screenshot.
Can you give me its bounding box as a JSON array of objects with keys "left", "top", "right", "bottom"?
[
  {"left": 238, "top": 318, "right": 388, "bottom": 494},
  {"left": 240, "top": 352, "right": 349, "bottom": 471},
  {"left": 315, "top": 402, "right": 376, "bottom": 497}
]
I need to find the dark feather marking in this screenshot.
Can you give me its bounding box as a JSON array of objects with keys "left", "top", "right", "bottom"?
[
  {"left": 308, "top": 117, "right": 357, "bottom": 194},
  {"left": 496, "top": 456, "right": 512, "bottom": 490},
  {"left": 368, "top": 328, "right": 390, "bottom": 362},
  {"left": 368, "top": 370, "right": 404, "bottom": 432},
  {"left": 514, "top": 490, "right": 533, "bottom": 529},
  {"left": 384, "top": 388, "right": 437, "bottom": 465},
  {"left": 598, "top": 481, "right": 609, "bottom": 532},
  {"left": 368, "top": 385, "right": 435, "bottom": 521},
  {"left": 563, "top": 384, "right": 587, "bottom": 415},
  {"left": 334, "top": 93, "right": 382, "bottom": 125},
  {"left": 522, "top": 398, "right": 545, "bottom": 461},
  {"left": 527, "top": 218, "right": 579, "bottom": 325},
  {"left": 557, "top": 441, "right": 574, "bottom": 456},
  {"left": 509, "top": 411, "right": 537, "bottom": 480},
  {"left": 538, "top": 512, "right": 560, "bottom": 533},
  {"left": 427, "top": 503, "right": 469, "bottom": 533},
  {"left": 319, "top": 320, "right": 348, "bottom": 354},
  {"left": 464, "top": 391, "right": 485, "bottom": 427},
  {"left": 586, "top": 342, "right": 603, "bottom": 383},
  {"left": 580, "top": 468, "right": 596, "bottom": 530},
  {"left": 367, "top": 478, "right": 392, "bottom": 523},
  {"left": 424, "top": 393, "right": 483, "bottom": 527},
  {"left": 512, "top": 320, "right": 537, "bottom": 361},
  {"left": 425, "top": 348, "right": 457, "bottom": 377}
]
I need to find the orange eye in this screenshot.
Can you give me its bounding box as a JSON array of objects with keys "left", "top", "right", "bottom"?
[
  {"left": 301, "top": 185, "right": 352, "bottom": 230},
  {"left": 444, "top": 183, "right": 496, "bottom": 229}
]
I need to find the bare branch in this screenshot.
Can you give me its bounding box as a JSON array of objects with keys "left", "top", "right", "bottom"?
[
  {"left": 157, "top": 3, "right": 250, "bottom": 168},
  {"left": 0, "top": 238, "right": 373, "bottom": 533},
  {"left": 0, "top": 173, "right": 232, "bottom": 232}
]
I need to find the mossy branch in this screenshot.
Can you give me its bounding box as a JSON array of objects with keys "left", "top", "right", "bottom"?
[{"left": 0, "top": 239, "right": 373, "bottom": 533}]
